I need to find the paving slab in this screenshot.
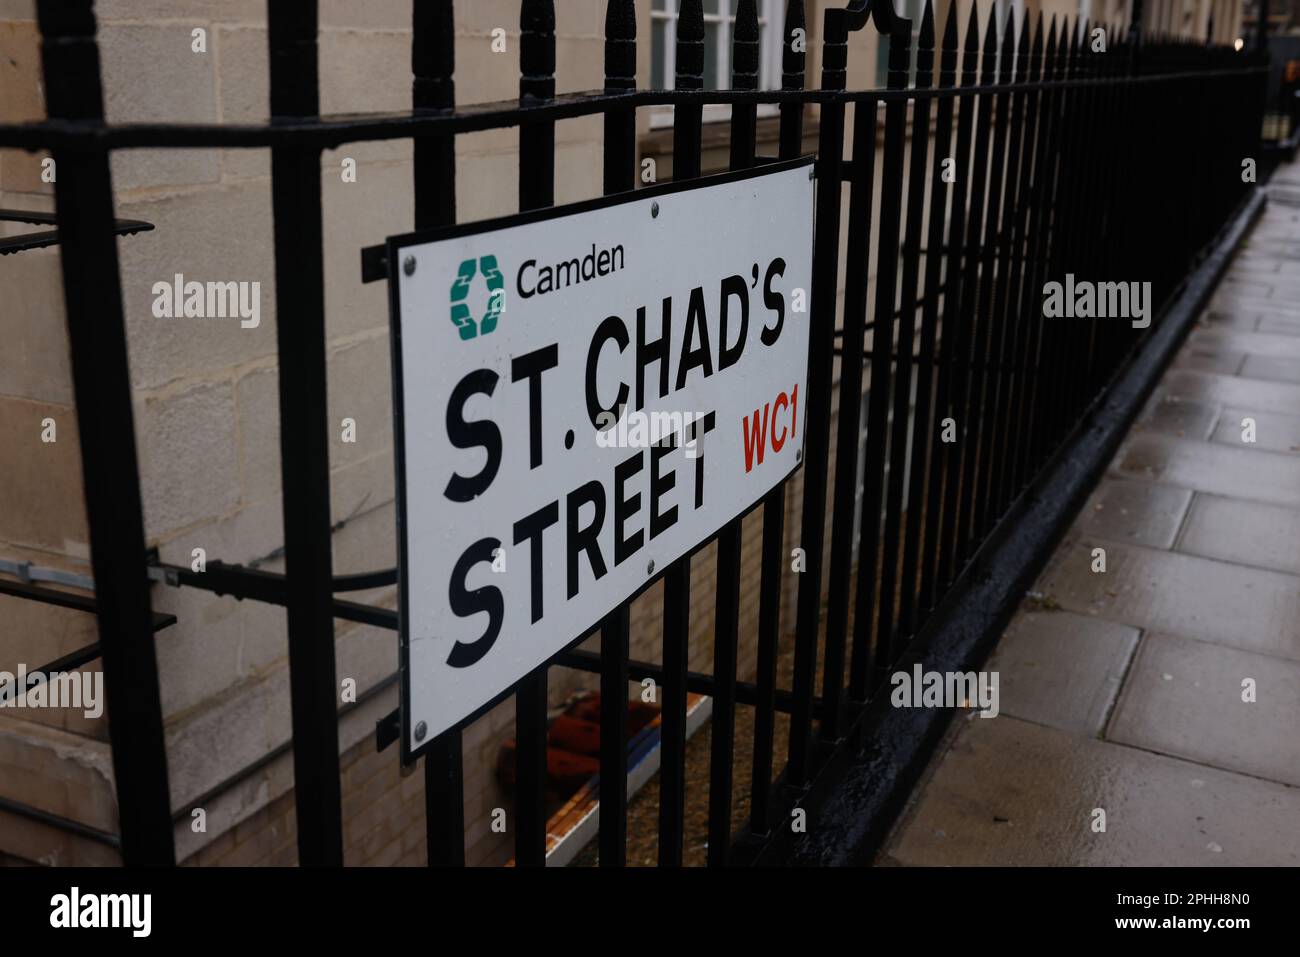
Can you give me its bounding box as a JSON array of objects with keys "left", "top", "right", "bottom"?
[
  {"left": 1177, "top": 494, "right": 1300, "bottom": 576},
  {"left": 1107, "top": 633, "right": 1300, "bottom": 788},
  {"left": 1209, "top": 293, "right": 1300, "bottom": 317},
  {"left": 1034, "top": 541, "right": 1300, "bottom": 661},
  {"left": 1173, "top": 349, "right": 1245, "bottom": 375},
  {"left": 1210, "top": 407, "right": 1300, "bottom": 454},
  {"left": 883, "top": 716, "right": 1300, "bottom": 866},
  {"left": 1224, "top": 258, "right": 1280, "bottom": 275},
  {"left": 1112, "top": 432, "right": 1300, "bottom": 507},
  {"left": 1192, "top": 329, "right": 1300, "bottom": 358},
  {"left": 1256, "top": 315, "right": 1300, "bottom": 334},
  {"left": 1135, "top": 395, "right": 1219, "bottom": 440},
  {"left": 1157, "top": 369, "right": 1300, "bottom": 415},
  {"left": 1241, "top": 354, "right": 1300, "bottom": 383},
  {"left": 987, "top": 611, "right": 1140, "bottom": 736},
  {"left": 1072, "top": 477, "right": 1193, "bottom": 549},
  {"left": 1216, "top": 278, "right": 1273, "bottom": 299},
  {"left": 1200, "top": 311, "right": 1260, "bottom": 329}
]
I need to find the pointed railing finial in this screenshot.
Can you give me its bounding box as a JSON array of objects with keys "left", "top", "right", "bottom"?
[
  {"left": 782, "top": 0, "right": 807, "bottom": 89},
  {"left": 520, "top": 0, "right": 555, "bottom": 102},
  {"left": 676, "top": 0, "right": 705, "bottom": 90},
  {"left": 979, "top": 3, "right": 998, "bottom": 83},
  {"left": 938, "top": 0, "right": 958, "bottom": 84},
  {"left": 413, "top": 0, "right": 454, "bottom": 112},
  {"left": 733, "top": 0, "right": 761, "bottom": 90},
  {"left": 1026, "top": 11, "right": 1044, "bottom": 82},
  {"left": 999, "top": 2, "right": 1016, "bottom": 81},
  {"left": 961, "top": 2, "right": 981, "bottom": 83},
  {"left": 914, "top": 0, "right": 935, "bottom": 83},
  {"left": 604, "top": 0, "right": 637, "bottom": 93}
]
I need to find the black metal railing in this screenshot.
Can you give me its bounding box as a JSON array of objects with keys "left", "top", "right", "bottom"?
[{"left": 0, "top": 0, "right": 1266, "bottom": 867}]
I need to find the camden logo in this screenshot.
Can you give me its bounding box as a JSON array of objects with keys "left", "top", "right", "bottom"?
[{"left": 450, "top": 255, "right": 505, "bottom": 341}]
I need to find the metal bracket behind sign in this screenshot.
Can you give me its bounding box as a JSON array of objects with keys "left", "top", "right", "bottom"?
[{"left": 361, "top": 243, "right": 388, "bottom": 283}]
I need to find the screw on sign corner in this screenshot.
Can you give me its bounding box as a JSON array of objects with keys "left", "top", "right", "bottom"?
[{"left": 449, "top": 255, "right": 506, "bottom": 340}]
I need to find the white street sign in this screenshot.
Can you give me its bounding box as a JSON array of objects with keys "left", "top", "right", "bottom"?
[{"left": 387, "top": 159, "right": 815, "bottom": 757}]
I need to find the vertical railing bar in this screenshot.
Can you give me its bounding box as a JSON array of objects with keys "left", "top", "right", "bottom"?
[
  {"left": 821, "top": 95, "right": 882, "bottom": 727},
  {"left": 410, "top": 20, "right": 464, "bottom": 857},
  {"left": 856, "top": 0, "right": 918, "bottom": 695},
  {"left": 953, "top": 8, "right": 1009, "bottom": 574},
  {"left": 1116, "top": 20, "right": 1149, "bottom": 383},
  {"left": 1038, "top": 22, "right": 1081, "bottom": 466},
  {"left": 1029, "top": 19, "right": 1066, "bottom": 472},
  {"left": 978, "top": 11, "right": 1025, "bottom": 524},
  {"left": 932, "top": 4, "right": 983, "bottom": 600},
  {"left": 787, "top": 0, "right": 857, "bottom": 786},
  {"left": 951, "top": 13, "right": 998, "bottom": 582},
  {"left": 891, "top": 1, "right": 937, "bottom": 652},
  {"left": 749, "top": 0, "right": 805, "bottom": 838},
  {"left": 1081, "top": 25, "right": 1121, "bottom": 403},
  {"left": 412, "top": 0, "right": 467, "bottom": 869},
  {"left": 658, "top": 0, "right": 703, "bottom": 867},
  {"left": 862, "top": 20, "right": 914, "bottom": 690},
  {"left": 513, "top": 0, "right": 556, "bottom": 869},
  {"left": 598, "top": 605, "right": 630, "bottom": 864},
  {"left": 1004, "top": 15, "right": 1051, "bottom": 506},
  {"left": 971, "top": 9, "right": 1022, "bottom": 542},
  {"left": 598, "top": 0, "right": 637, "bottom": 868},
  {"left": 34, "top": 0, "right": 177, "bottom": 866},
  {"left": 267, "top": 0, "right": 344, "bottom": 867},
  {"left": 1099, "top": 23, "right": 1132, "bottom": 389},
  {"left": 707, "top": 517, "right": 741, "bottom": 866},
  {"left": 705, "top": 0, "right": 760, "bottom": 868},
  {"left": 1018, "top": 19, "right": 1066, "bottom": 487},
  {"left": 913, "top": 2, "right": 962, "bottom": 633},
  {"left": 1059, "top": 23, "right": 1101, "bottom": 435}
]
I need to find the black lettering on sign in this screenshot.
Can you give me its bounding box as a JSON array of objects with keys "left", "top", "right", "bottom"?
[
  {"left": 444, "top": 369, "right": 501, "bottom": 503},
  {"left": 446, "top": 537, "right": 504, "bottom": 668},
  {"left": 566, "top": 480, "right": 608, "bottom": 599},
  {"left": 718, "top": 275, "right": 749, "bottom": 372},
  {"left": 513, "top": 501, "right": 559, "bottom": 624},
  {"left": 676, "top": 286, "right": 713, "bottom": 390},
  {"left": 761, "top": 257, "right": 786, "bottom": 346},
  {"left": 586, "top": 315, "right": 630, "bottom": 430},
  {"left": 649, "top": 441, "right": 677, "bottom": 539},
  {"left": 512, "top": 344, "right": 558, "bottom": 470},
  {"left": 613, "top": 449, "right": 644, "bottom": 566},
  {"left": 636, "top": 300, "right": 672, "bottom": 412},
  {"left": 692, "top": 411, "right": 717, "bottom": 510}
]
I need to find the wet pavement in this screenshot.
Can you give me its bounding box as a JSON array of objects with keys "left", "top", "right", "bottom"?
[{"left": 881, "top": 165, "right": 1300, "bottom": 866}]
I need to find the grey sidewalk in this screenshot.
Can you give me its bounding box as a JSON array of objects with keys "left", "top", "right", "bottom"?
[{"left": 881, "top": 165, "right": 1300, "bottom": 867}]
